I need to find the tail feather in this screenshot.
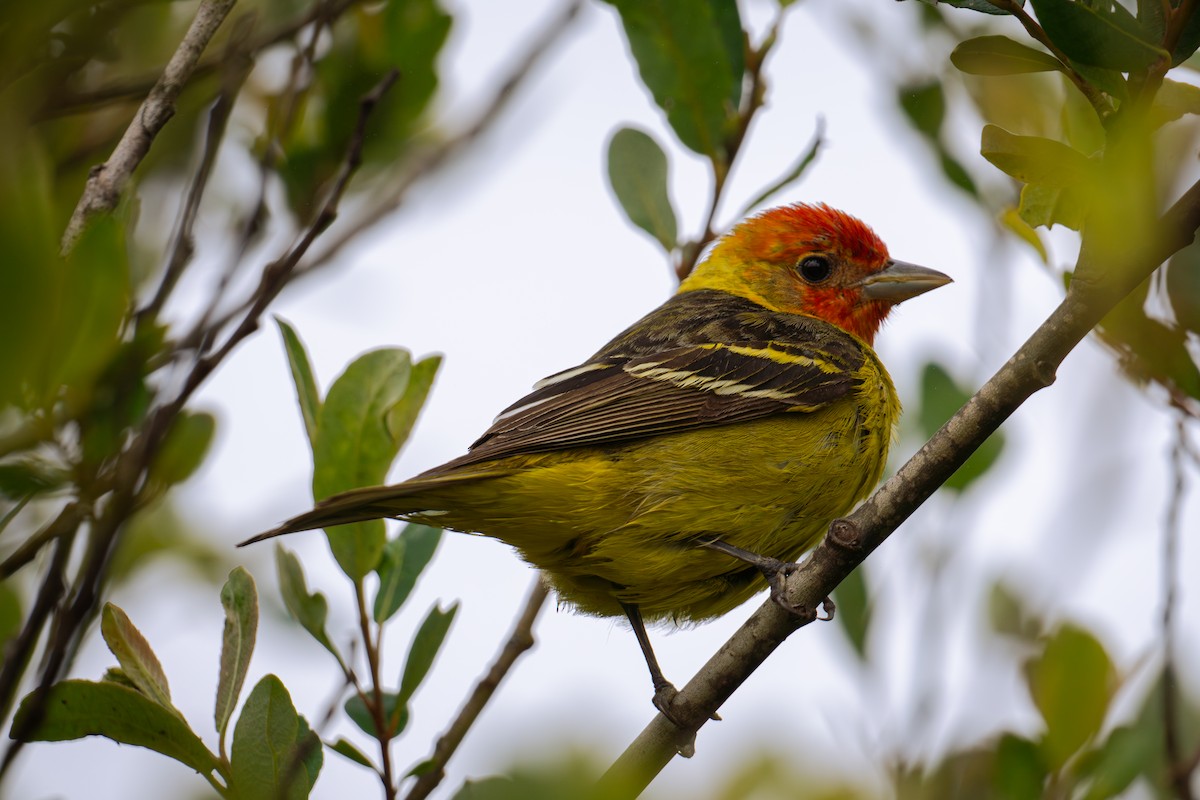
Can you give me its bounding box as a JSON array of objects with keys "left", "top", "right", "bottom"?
[{"left": 239, "top": 468, "right": 509, "bottom": 547}]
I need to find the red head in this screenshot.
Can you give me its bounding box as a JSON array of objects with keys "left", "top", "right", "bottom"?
[{"left": 679, "top": 203, "right": 950, "bottom": 344}]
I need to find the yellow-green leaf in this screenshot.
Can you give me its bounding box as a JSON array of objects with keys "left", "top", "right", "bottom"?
[
  {"left": 100, "top": 604, "right": 174, "bottom": 712},
  {"left": 215, "top": 567, "right": 258, "bottom": 739},
  {"left": 951, "top": 35, "right": 1063, "bottom": 75}
]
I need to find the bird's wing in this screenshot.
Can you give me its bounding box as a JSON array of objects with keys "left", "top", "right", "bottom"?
[{"left": 436, "top": 331, "right": 865, "bottom": 471}]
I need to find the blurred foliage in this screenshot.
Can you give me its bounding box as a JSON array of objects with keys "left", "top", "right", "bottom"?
[
  {"left": 5, "top": 0, "right": 1200, "bottom": 798},
  {"left": 0, "top": 0, "right": 488, "bottom": 795}
]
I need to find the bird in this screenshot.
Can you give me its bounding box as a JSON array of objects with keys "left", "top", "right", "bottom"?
[{"left": 242, "top": 203, "right": 951, "bottom": 718}]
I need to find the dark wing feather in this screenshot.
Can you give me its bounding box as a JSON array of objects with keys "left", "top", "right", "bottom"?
[{"left": 426, "top": 290, "right": 866, "bottom": 473}]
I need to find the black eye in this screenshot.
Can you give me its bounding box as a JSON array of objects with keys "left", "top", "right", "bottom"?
[{"left": 798, "top": 255, "right": 832, "bottom": 283}]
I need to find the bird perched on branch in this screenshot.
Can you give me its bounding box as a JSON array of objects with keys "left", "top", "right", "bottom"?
[{"left": 243, "top": 203, "right": 950, "bottom": 719}]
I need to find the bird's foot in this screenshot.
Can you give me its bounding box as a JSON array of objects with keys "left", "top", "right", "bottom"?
[
  {"left": 700, "top": 539, "right": 836, "bottom": 622},
  {"left": 651, "top": 680, "right": 680, "bottom": 722}
]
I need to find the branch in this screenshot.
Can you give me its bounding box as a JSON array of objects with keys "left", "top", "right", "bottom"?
[
  {"left": 60, "top": 0, "right": 237, "bottom": 253},
  {"left": 404, "top": 577, "right": 549, "bottom": 800},
  {"left": 595, "top": 176, "right": 1200, "bottom": 798},
  {"left": 1164, "top": 416, "right": 1194, "bottom": 800}
]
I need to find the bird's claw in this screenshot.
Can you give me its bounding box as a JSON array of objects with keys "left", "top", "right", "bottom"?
[{"left": 652, "top": 681, "right": 681, "bottom": 723}]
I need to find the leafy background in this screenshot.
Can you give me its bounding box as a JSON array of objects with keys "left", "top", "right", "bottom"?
[{"left": 4, "top": 0, "right": 1200, "bottom": 797}]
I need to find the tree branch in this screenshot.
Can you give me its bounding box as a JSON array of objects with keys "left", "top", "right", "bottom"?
[
  {"left": 404, "top": 577, "right": 549, "bottom": 800},
  {"left": 595, "top": 175, "right": 1200, "bottom": 798},
  {"left": 1164, "top": 416, "right": 1194, "bottom": 800},
  {"left": 59, "top": 0, "right": 237, "bottom": 253}
]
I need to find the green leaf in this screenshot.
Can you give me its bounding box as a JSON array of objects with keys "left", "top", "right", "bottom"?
[
  {"left": 980, "top": 124, "right": 1092, "bottom": 188},
  {"left": 312, "top": 348, "right": 419, "bottom": 580},
  {"left": 1070, "top": 62, "right": 1129, "bottom": 101},
  {"left": 1167, "top": 238, "right": 1200, "bottom": 334},
  {"left": 344, "top": 692, "right": 407, "bottom": 738},
  {"left": 276, "top": 317, "right": 321, "bottom": 447},
  {"left": 38, "top": 213, "right": 131, "bottom": 406},
  {"left": 216, "top": 567, "right": 258, "bottom": 740},
  {"left": 100, "top": 604, "right": 174, "bottom": 711},
  {"left": 602, "top": 0, "right": 744, "bottom": 159},
  {"left": 1025, "top": 624, "right": 1115, "bottom": 770},
  {"left": 951, "top": 35, "right": 1063, "bottom": 75},
  {"left": 992, "top": 734, "right": 1046, "bottom": 798},
  {"left": 230, "top": 675, "right": 320, "bottom": 800},
  {"left": 1172, "top": 7, "right": 1200, "bottom": 64},
  {"left": 917, "top": 362, "right": 1005, "bottom": 492},
  {"left": 606, "top": 127, "right": 678, "bottom": 252},
  {"left": 1018, "top": 182, "right": 1087, "bottom": 230},
  {"left": 146, "top": 410, "right": 216, "bottom": 492},
  {"left": 898, "top": 81, "right": 945, "bottom": 140},
  {"left": 294, "top": 715, "right": 323, "bottom": 792},
  {"left": 399, "top": 602, "right": 459, "bottom": 706},
  {"left": 275, "top": 547, "right": 339, "bottom": 660},
  {"left": 913, "top": 0, "right": 1023, "bottom": 14},
  {"left": 0, "top": 457, "right": 70, "bottom": 500},
  {"left": 937, "top": 147, "right": 980, "bottom": 197},
  {"left": 1081, "top": 725, "right": 1157, "bottom": 800},
  {"left": 1136, "top": 0, "right": 1166, "bottom": 40},
  {"left": 330, "top": 737, "right": 375, "bottom": 768},
  {"left": 0, "top": 131, "right": 56, "bottom": 408},
  {"left": 988, "top": 581, "right": 1044, "bottom": 641},
  {"left": 12, "top": 680, "right": 218, "bottom": 775},
  {"left": 381, "top": 0, "right": 453, "bottom": 137},
  {"left": 384, "top": 354, "right": 441, "bottom": 452},
  {"left": 373, "top": 524, "right": 443, "bottom": 623},
  {"left": 831, "top": 567, "right": 870, "bottom": 660},
  {"left": 1027, "top": 0, "right": 1166, "bottom": 71}
]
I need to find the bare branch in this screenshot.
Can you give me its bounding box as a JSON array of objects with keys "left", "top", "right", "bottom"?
[
  {"left": 596, "top": 176, "right": 1200, "bottom": 798},
  {"left": 60, "top": 0, "right": 238, "bottom": 253},
  {"left": 1164, "top": 416, "right": 1195, "bottom": 800},
  {"left": 404, "top": 577, "right": 549, "bottom": 800}
]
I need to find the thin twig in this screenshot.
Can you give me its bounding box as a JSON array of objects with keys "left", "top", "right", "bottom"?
[
  {"left": 60, "top": 0, "right": 238, "bottom": 253},
  {"left": 1164, "top": 415, "right": 1195, "bottom": 800},
  {"left": 0, "top": 530, "right": 78, "bottom": 777},
  {"left": 140, "top": 16, "right": 256, "bottom": 323},
  {"left": 356, "top": 580, "right": 397, "bottom": 800},
  {"left": 181, "top": 2, "right": 327, "bottom": 349},
  {"left": 404, "top": 577, "right": 549, "bottom": 800},
  {"left": 595, "top": 174, "right": 1200, "bottom": 800}
]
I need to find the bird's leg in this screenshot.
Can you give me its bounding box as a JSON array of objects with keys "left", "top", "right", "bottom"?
[
  {"left": 700, "top": 538, "right": 832, "bottom": 622},
  {"left": 620, "top": 601, "right": 683, "bottom": 725}
]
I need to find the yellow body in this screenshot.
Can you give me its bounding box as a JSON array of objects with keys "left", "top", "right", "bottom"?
[
  {"left": 390, "top": 350, "right": 896, "bottom": 622},
  {"left": 251, "top": 204, "right": 949, "bottom": 629}
]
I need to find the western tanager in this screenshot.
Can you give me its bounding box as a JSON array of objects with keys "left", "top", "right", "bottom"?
[{"left": 244, "top": 203, "right": 950, "bottom": 715}]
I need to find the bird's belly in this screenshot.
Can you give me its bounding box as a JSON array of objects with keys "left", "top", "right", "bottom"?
[{"left": 430, "top": 403, "right": 891, "bottom": 623}]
